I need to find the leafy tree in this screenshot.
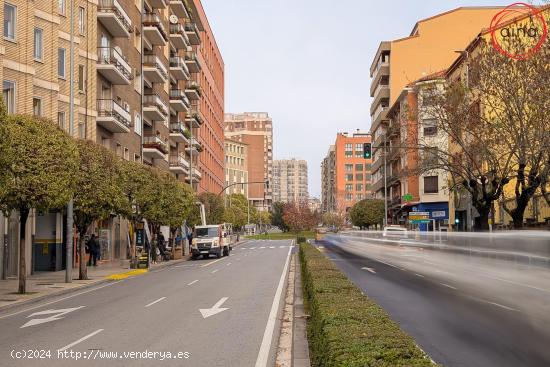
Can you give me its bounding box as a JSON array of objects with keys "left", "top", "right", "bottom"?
[
  {"left": 271, "top": 202, "right": 289, "bottom": 232},
  {"left": 161, "top": 176, "right": 194, "bottom": 257},
  {"left": 350, "top": 199, "right": 385, "bottom": 229},
  {"left": 73, "top": 140, "right": 126, "bottom": 280},
  {"left": 223, "top": 194, "right": 249, "bottom": 230},
  {"left": 322, "top": 212, "right": 345, "bottom": 232},
  {"left": 282, "top": 201, "right": 317, "bottom": 237},
  {"left": 253, "top": 210, "right": 272, "bottom": 226},
  {"left": 0, "top": 115, "right": 79, "bottom": 293},
  {"left": 197, "top": 192, "right": 224, "bottom": 225}
]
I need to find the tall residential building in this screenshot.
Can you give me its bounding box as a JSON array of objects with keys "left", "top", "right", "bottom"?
[
  {"left": 369, "top": 7, "right": 503, "bottom": 225},
  {"left": 321, "top": 145, "right": 336, "bottom": 213},
  {"left": 272, "top": 159, "right": 308, "bottom": 203},
  {"left": 0, "top": 0, "right": 223, "bottom": 276},
  {"left": 224, "top": 139, "right": 248, "bottom": 197},
  {"left": 224, "top": 112, "right": 273, "bottom": 211}
]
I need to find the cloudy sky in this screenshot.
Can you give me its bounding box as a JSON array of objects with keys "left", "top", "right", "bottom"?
[{"left": 202, "top": 0, "right": 509, "bottom": 197}]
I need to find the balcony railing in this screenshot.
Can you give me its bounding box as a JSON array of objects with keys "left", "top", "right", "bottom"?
[
  {"left": 169, "top": 23, "right": 186, "bottom": 37},
  {"left": 186, "top": 81, "right": 202, "bottom": 96},
  {"left": 143, "top": 13, "right": 168, "bottom": 40},
  {"left": 98, "top": 0, "right": 132, "bottom": 34},
  {"left": 143, "top": 54, "right": 168, "bottom": 80},
  {"left": 97, "top": 99, "right": 131, "bottom": 126},
  {"left": 143, "top": 136, "right": 169, "bottom": 154},
  {"left": 97, "top": 47, "right": 132, "bottom": 80}
]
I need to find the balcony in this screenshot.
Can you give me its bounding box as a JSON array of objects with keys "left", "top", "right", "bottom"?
[
  {"left": 169, "top": 0, "right": 190, "bottom": 18},
  {"left": 389, "top": 145, "right": 401, "bottom": 162},
  {"left": 97, "top": 0, "right": 132, "bottom": 38},
  {"left": 185, "top": 109, "right": 203, "bottom": 128},
  {"left": 169, "top": 121, "right": 190, "bottom": 143},
  {"left": 184, "top": 22, "right": 200, "bottom": 45},
  {"left": 370, "top": 104, "right": 388, "bottom": 133},
  {"left": 185, "top": 81, "right": 201, "bottom": 101},
  {"left": 186, "top": 137, "right": 201, "bottom": 154},
  {"left": 96, "top": 99, "right": 131, "bottom": 133},
  {"left": 370, "top": 84, "right": 390, "bottom": 115},
  {"left": 185, "top": 51, "right": 201, "bottom": 73},
  {"left": 143, "top": 94, "right": 169, "bottom": 121},
  {"left": 143, "top": 55, "right": 168, "bottom": 83},
  {"left": 143, "top": 13, "right": 168, "bottom": 46},
  {"left": 97, "top": 47, "right": 132, "bottom": 85},
  {"left": 192, "top": 167, "right": 202, "bottom": 180},
  {"left": 169, "top": 89, "right": 190, "bottom": 112},
  {"left": 148, "top": 0, "right": 167, "bottom": 8},
  {"left": 169, "top": 23, "right": 189, "bottom": 49},
  {"left": 143, "top": 136, "right": 169, "bottom": 159},
  {"left": 169, "top": 154, "right": 190, "bottom": 174},
  {"left": 169, "top": 56, "right": 190, "bottom": 81},
  {"left": 370, "top": 59, "right": 390, "bottom": 96}
]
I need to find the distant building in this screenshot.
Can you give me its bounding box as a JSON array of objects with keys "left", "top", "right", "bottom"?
[
  {"left": 321, "top": 146, "right": 336, "bottom": 213},
  {"left": 272, "top": 159, "right": 308, "bottom": 203},
  {"left": 224, "top": 113, "right": 273, "bottom": 211},
  {"left": 308, "top": 198, "right": 322, "bottom": 213},
  {"left": 224, "top": 139, "right": 249, "bottom": 197}
]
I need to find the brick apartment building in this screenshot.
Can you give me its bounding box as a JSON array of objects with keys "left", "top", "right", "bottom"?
[
  {"left": 272, "top": 159, "right": 308, "bottom": 204},
  {"left": 224, "top": 113, "right": 273, "bottom": 211},
  {"left": 0, "top": 0, "right": 223, "bottom": 277}
]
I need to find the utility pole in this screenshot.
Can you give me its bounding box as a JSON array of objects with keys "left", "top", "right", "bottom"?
[{"left": 65, "top": 0, "right": 75, "bottom": 283}]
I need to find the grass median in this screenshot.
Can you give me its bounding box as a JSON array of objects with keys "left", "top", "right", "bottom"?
[
  {"left": 246, "top": 231, "right": 315, "bottom": 241},
  {"left": 300, "top": 242, "right": 439, "bottom": 367}
]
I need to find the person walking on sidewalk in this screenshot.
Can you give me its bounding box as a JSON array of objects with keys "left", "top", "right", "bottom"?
[{"left": 88, "top": 234, "right": 100, "bottom": 267}]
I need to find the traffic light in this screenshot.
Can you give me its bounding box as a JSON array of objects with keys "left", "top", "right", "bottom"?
[{"left": 363, "top": 143, "right": 372, "bottom": 159}]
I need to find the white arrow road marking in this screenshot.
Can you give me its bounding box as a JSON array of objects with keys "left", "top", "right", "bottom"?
[
  {"left": 58, "top": 329, "right": 104, "bottom": 352},
  {"left": 199, "top": 297, "right": 229, "bottom": 319},
  {"left": 361, "top": 267, "right": 376, "bottom": 274},
  {"left": 187, "top": 280, "right": 199, "bottom": 286},
  {"left": 211, "top": 269, "right": 219, "bottom": 274},
  {"left": 21, "top": 306, "right": 85, "bottom": 328},
  {"left": 145, "top": 297, "right": 166, "bottom": 308}
]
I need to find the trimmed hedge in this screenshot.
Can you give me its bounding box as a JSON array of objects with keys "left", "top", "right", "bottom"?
[{"left": 300, "top": 243, "right": 439, "bottom": 367}]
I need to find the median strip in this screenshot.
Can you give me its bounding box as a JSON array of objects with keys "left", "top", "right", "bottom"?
[{"left": 300, "top": 242, "right": 439, "bottom": 367}]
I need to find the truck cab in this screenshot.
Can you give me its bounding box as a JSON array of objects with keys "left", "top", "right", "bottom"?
[{"left": 191, "top": 225, "right": 231, "bottom": 259}]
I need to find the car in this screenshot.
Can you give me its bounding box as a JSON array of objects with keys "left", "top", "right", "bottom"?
[{"left": 382, "top": 225, "right": 408, "bottom": 237}]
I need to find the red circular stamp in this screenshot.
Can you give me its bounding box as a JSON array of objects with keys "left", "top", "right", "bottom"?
[{"left": 489, "top": 2, "right": 548, "bottom": 60}]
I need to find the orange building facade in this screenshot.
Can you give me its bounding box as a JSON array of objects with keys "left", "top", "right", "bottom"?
[
  {"left": 334, "top": 131, "right": 372, "bottom": 213},
  {"left": 193, "top": 0, "right": 225, "bottom": 194}
]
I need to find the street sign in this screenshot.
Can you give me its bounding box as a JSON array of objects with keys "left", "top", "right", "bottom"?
[
  {"left": 409, "top": 212, "right": 430, "bottom": 224},
  {"left": 403, "top": 194, "right": 413, "bottom": 202},
  {"left": 432, "top": 211, "right": 446, "bottom": 218}
]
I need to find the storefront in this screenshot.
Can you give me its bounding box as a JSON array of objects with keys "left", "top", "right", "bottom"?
[{"left": 409, "top": 202, "right": 449, "bottom": 231}]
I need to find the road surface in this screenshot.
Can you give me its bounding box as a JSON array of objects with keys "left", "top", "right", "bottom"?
[
  {"left": 319, "top": 233, "right": 550, "bottom": 367},
  {"left": 0, "top": 240, "right": 293, "bottom": 367}
]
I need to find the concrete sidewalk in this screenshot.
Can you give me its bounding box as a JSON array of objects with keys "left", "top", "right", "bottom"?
[{"left": 0, "top": 256, "right": 190, "bottom": 311}]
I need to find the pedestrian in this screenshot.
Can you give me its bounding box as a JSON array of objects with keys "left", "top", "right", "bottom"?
[
  {"left": 88, "top": 234, "right": 100, "bottom": 267},
  {"left": 187, "top": 229, "right": 194, "bottom": 255}
]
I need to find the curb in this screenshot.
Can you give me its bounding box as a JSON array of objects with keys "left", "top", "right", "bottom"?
[{"left": 0, "top": 257, "right": 190, "bottom": 314}]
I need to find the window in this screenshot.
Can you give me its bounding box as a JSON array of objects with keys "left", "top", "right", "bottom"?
[
  {"left": 357, "top": 194, "right": 363, "bottom": 201},
  {"left": 3, "top": 3, "right": 16, "bottom": 41},
  {"left": 2, "top": 80, "right": 16, "bottom": 113},
  {"left": 346, "top": 174, "right": 353, "bottom": 182},
  {"left": 345, "top": 184, "right": 353, "bottom": 192},
  {"left": 424, "top": 176, "right": 439, "bottom": 194},
  {"left": 345, "top": 143, "right": 352, "bottom": 151},
  {"left": 346, "top": 193, "right": 352, "bottom": 201},
  {"left": 423, "top": 119, "right": 438, "bottom": 136},
  {"left": 78, "top": 65, "right": 85, "bottom": 92},
  {"left": 34, "top": 28, "right": 43, "bottom": 60},
  {"left": 78, "top": 7, "right": 85, "bottom": 34},
  {"left": 345, "top": 164, "right": 353, "bottom": 173},
  {"left": 58, "top": 48, "right": 66, "bottom": 78},
  {"left": 134, "top": 154, "right": 141, "bottom": 162},
  {"left": 134, "top": 113, "right": 142, "bottom": 135},
  {"left": 58, "top": 0, "right": 65, "bottom": 15},
  {"left": 57, "top": 112, "right": 65, "bottom": 130},
  {"left": 79, "top": 120, "right": 86, "bottom": 139},
  {"left": 124, "top": 148, "right": 129, "bottom": 161},
  {"left": 356, "top": 184, "right": 363, "bottom": 192},
  {"left": 355, "top": 143, "right": 363, "bottom": 151},
  {"left": 32, "top": 98, "right": 42, "bottom": 116},
  {"left": 355, "top": 174, "right": 363, "bottom": 181},
  {"left": 355, "top": 164, "right": 363, "bottom": 172}
]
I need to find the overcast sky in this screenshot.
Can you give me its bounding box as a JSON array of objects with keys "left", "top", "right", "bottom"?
[{"left": 202, "top": 0, "right": 510, "bottom": 197}]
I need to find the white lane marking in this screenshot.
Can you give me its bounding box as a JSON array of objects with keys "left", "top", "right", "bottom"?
[
  {"left": 249, "top": 247, "right": 256, "bottom": 250},
  {"left": 57, "top": 329, "right": 104, "bottom": 352},
  {"left": 199, "top": 297, "right": 229, "bottom": 318},
  {"left": 484, "top": 301, "right": 518, "bottom": 311},
  {"left": 187, "top": 280, "right": 199, "bottom": 286},
  {"left": 377, "top": 260, "right": 399, "bottom": 269},
  {"left": 175, "top": 264, "right": 195, "bottom": 268},
  {"left": 226, "top": 262, "right": 232, "bottom": 266},
  {"left": 236, "top": 258, "right": 241, "bottom": 261},
  {"left": 0, "top": 280, "right": 124, "bottom": 320},
  {"left": 255, "top": 244, "right": 293, "bottom": 367},
  {"left": 279, "top": 246, "right": 285, "bottom": 248},
  {"left": 269, "top": 246, "right": 275, "bottom": 249},
  {"left": 260, "top": 247, "right": 266, "bottom": 249},
  {"left": 145, "top": 297, "right": 166, "bottom": 308},
  {"left": 415, "top": 273, "right": 425, "bottom": 278},
  {"left": 440, "top": 283, "right": 458, "bottom": 290},
  {"left": 21, "top": 306, "right": 85, "bottom": 328},
  {"left": 241, "top": 247, "right": 248, "bottom": 249},
  {"left": 211, "top": 269, "right": 219, "bottom": 274},
  {"left": 485, "top": 275, "right": 550, "bottom": 294},
  {"left": 201, "top": 257, "right": 226, "bottom": 268},
  {"left": 361, "top": 267, "right": 376, "bottom": 274}
]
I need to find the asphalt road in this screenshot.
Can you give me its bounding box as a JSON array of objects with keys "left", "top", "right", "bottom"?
[
  {"left": 320, "top": 234, "right": 550, "bottom": 367},
  {"left": 0, "top": 240, "right": 293, "bottom": 367}
]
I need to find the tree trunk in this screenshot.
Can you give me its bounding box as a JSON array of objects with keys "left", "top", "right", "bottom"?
[
  {"left": 510, "top": 202, "right": 528, "bottom": 229},
  {"left": 79, "top": 230, "right": 88, "bottom": 280},
  {"left": 475, "top": 205, "right": 490, "bottom": 231},
  {"left": 18, "top": 208, "right": 29, "bottom": 294},
  {"left": 171, "top": 229, "right": 176, "bottom": 260}
]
